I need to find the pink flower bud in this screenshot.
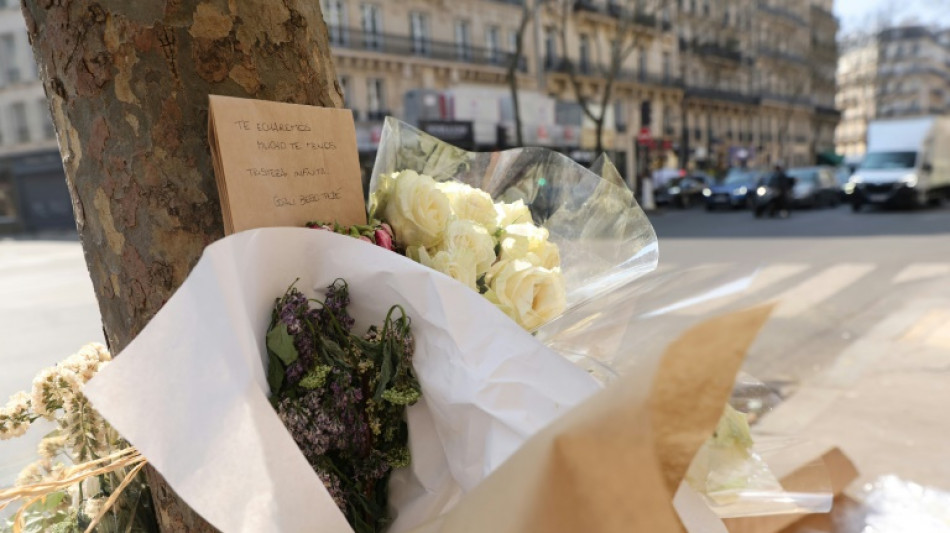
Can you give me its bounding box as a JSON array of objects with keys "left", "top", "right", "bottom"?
[
  {"left": 380, "top": 222, "right": 394, "bottom": 238},
  {"left": 374, "top": 228, "right": 394, "bottom": 251},
  {"left": 359, "top": 235, "right": 373, "bottom": 244}
]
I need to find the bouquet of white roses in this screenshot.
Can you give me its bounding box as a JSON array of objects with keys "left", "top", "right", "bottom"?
[{"left": 367, "top": 118, "right": 658, "bottom": 333}]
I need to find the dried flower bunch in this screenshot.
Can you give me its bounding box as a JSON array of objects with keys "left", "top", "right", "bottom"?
[
  {"left": 0, "top": 344, "right": 156, "bottom": 533},
  {"left": 267, "top": 279, "right": 421, "bottom": 533}
]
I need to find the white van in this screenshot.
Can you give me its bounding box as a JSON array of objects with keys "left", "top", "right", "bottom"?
[{"left": 849, "top": 116, "right": 950, "bottom": 210}]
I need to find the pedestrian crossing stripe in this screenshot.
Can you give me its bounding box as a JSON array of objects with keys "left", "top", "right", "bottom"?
[
  {"left": 893, "top": 263, "right": 950, "bottom": 284},
  {"left": 772, "top": 264, "right": 877, "bottom": 318},
  {"left": 657, "top": 262, "right": 950, "bottom": 318}
]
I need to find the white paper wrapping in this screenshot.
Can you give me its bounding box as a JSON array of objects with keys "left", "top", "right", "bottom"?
[{"left": 83, "top": 228, "right": 600, "bottom": 533}]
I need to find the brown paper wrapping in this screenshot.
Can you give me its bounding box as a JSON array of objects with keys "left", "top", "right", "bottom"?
[
  {"left": 207, "top": 95, "right": 366, "bottom": 234},
  {"left": 410, "top": 305, "right": 775, "bottom": 533}
]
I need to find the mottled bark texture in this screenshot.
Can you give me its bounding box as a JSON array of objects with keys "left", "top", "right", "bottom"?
[{"left": 21, "top": 1, "right": 342, "bottom": 530}]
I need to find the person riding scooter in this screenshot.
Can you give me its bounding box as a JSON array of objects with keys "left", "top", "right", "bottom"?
[{"left": 754, "top": 165, "right": 795, "bottom": 218}]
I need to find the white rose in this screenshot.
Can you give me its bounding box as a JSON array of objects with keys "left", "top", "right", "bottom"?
[
  {"left": 495, "top": 200, "right": 533, "bottom": 227},
  {"left": 381, "top": 170, "right": 452, "bottom": 248},
  {"left": 418, "top": 247, "right": 478, "bottom": 291},
  {"left": 438, "top": 219, "right": 497, "bottom": 276},
  {"left": 436, "top": 182, "right": 497, "bottom": 229},
  {"left": 486, "top": 259, "right": 566, "bottom": 330},
  {"left": 499, "top": 223, "right": 561, "bottom": 270}
]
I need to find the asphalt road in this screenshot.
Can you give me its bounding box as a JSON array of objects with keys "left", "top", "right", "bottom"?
[{"left": 647, "top": 202, "right": 950, "bottom": 395}]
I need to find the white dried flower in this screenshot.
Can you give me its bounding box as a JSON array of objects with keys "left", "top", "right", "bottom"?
[
  {"left": 0, "top": 391, "right": 33, "bottom": 440},
  {"left": 31, "top": 367, "right": 64, "bottom": 420},
  {"left": 14, "top": 460, "right": 48, "bottom": 487},
  {"left": 37, "top": 434, "right": 67, "bottom": 460},
  {"left": 82, "top": 496, "right": 107, "bottom": 520}
]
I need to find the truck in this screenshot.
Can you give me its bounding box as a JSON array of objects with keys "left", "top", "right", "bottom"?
[{"left": 849, "top": 116, "right": 950, "bottom": 211}]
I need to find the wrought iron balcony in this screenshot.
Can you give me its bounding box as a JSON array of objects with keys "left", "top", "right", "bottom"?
[
  {"left": 758, "top": 47, "right": 808, "bottom": 65},
  {"left": 760, "top": 92, "right": 813, "bottom": 106},
  {"left": 544, "top": 58, "right": 683, "bottom": 88},
  {"left": 757, "top": 2, "right": 807, "bottom": 26},
  {"left": 327, "top": 27, "right": 527, "bottom": 71},
  {"left": 681, "top": 39, "right": 743, "bottom": 63},
  {"left": 572, "top": 1, "right": 670, "bottom": 30},
  {"left": 684, "top": 86, "right": 760, "bottom": 105}
]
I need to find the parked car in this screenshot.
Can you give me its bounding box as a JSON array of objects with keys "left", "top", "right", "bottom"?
[
  {"left": 703, "top": 168, "right": 759, "bottom": 210},
  {"left": 657, "top": 174, "right": 712, "bottom": 208},
  {"left": 787, "top": 167, "right": 840, "bottom": 208}
]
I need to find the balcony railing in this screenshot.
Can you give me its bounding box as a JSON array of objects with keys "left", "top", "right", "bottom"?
[
  {"left": 684, "top": 86, "right": 760, "bottom": 105},
  {"left": 760, "top": 92, "right": 813, "bottom": 106},
  {"left": 544, "top": 58, "right": 683, "bottom": 87},
  {"left": 573, "top": 1, "right": 671, "bottom": 31},
  {"left": 681, "top": 39, "right": 743, "bottom": 63},
  {"left": 815, "top": 106, "right": 841, "bottom": 117},
  {"left": 327, "top": 26, "right": 526, "bottom": 71},
  {"left": 758, "top": 47, "right": 808, "bottom": 65},
  {"left": 757, "top": 3, "right": 807, "bottom": 26}
]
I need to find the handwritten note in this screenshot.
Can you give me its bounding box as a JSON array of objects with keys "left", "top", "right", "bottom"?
[{"left": 208, "top": 95, "right": 367, "bottom": 234}]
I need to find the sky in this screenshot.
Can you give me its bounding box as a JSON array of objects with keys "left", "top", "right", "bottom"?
[{"left": 834, "top": 0, "right": 950, "bottom": 34}]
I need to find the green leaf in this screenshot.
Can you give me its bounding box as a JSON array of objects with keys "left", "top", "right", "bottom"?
[
  {"left": 41, "top": 491, "right": 66, "bottom": 510},
  {"left": 267, "top": 352, "right": 284, "bottom": 396},
  {"left": 266, "top": 323, "right": 299, "bottom": 366}
]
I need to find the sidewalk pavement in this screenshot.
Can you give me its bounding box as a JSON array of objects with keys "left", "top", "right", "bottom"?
[
  {"left": 0, "top": 239, "right": 104, "bottom": 487},
  {"left": 755, "top": 295, "right": 950, "bottom": 497}
]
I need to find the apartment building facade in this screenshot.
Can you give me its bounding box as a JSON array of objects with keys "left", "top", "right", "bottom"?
[
  {"left": 326, "top": 0, "right": 840, "bottom": 174},
  {"left": 836, "top": 25, "right": 950, "bottom": 158},
  {"left": 835, "top": 34, "right": 878, "bottom": 157},
  {"left": 0, "top": 1, "right": 72, "bottom": 232}
]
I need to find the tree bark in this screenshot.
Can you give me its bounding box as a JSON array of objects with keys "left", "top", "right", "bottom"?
[{"left": 20, "top": 1, "right": 342, "bottom": 530}]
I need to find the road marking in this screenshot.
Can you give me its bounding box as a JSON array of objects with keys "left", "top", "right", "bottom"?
[
  {"left": 771, "top": 263, "right": 876, "bottom": 318},
  {"left": 893, "top": 263, "right": 950, "bottom": 284},
  {"left": 901, "top": 309, "right": 950, "bottom": 342},
  {"left": 674, "top": 263, "right": 809, "bottom": 316}
]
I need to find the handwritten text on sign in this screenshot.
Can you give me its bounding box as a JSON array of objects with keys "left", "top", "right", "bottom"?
[{"left": 208, "top": 95, "right": 366, "bottom": 234}]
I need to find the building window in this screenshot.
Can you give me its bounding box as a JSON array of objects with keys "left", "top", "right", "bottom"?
[
  {"left": 409, "top": 12, "right": 429, "bottom": 55},
  {"left": 662, "top": 52, "right": 671, "bottom": 81},
  {"left": 322, "top": 0, "right": 347, "bottom": 45},
  {"left": 544, "top": 27, "right": 557, "bottom": 68},
  {"left": 360, "top": 4, "right": 382, "bottom": 50},
  {"left": 486, "top": 25, "right": 501, "bottom": 64},
  {"left": 578, "top": 34, "right": 590, "bottom": 73},
  {"left": 367, "top": 78, "right": 385, "bottom": 120},
  {"left": 0, "top": 34, "right": 18, "bottom": 86},
  {"left": 38, "top": 99, "right": 55, "bottom": 140},
  {"left": 10, "top": 102, "right": 29, "bottom": 143},
  {"left": 455, "top": 20, "right": 471, "bottom": 60},
  {"left": 638, "top": 48, "right": 647, "bottom": 76}
]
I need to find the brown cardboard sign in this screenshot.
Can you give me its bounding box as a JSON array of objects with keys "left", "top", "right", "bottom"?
[{"left": 208, "top": 95, "right": 367, "bottom": 234}]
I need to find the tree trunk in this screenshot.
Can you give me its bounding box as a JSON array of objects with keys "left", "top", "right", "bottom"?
[
  {"left": 594, "top": 116, "right": 604, "bottom": 155},
  {"left": 506, "top": 4, "right": 531, "bottom": 148},
  {"left": 20, "top": 1, "right": 342, "bottom": 530}
]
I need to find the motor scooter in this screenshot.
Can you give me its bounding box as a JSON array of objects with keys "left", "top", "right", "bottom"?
[{"left": 753, "top": 180, "right": 788, "bottom": 218}]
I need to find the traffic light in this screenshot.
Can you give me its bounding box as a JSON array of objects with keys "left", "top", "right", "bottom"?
[{"left": 641, "top": 100, "right": 652, "bottom": 127}]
